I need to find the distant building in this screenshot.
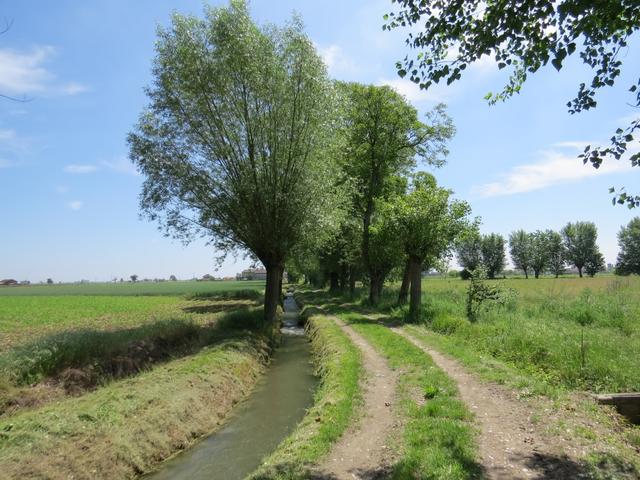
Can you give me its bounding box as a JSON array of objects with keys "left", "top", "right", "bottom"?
[
  {"left": 237, "top": 268, "right": 267, "bottom": 281},
  {"left": 0, "top": 279, "right": 18, "bottom": 286}
]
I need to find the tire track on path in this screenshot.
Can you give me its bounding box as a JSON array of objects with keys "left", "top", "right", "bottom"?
[
  {"left": 313, "top": 317, "right": 399, "bottom": 480},
  {"left": 393, "top": 326, "right": 587, "bottom": 480}
]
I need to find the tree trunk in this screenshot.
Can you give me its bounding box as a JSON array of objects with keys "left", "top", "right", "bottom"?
[
  {"left": 278, "top": 269, "right": 284, "bottom": 307},
  {"left": 578, "top": 266, "right": 583, "bottom": 278},
  {"left": 339, "top": 266, "right": 348, "bottom": 293},
  {"left": 534, "top": 269, "right": 540, "bottom": 279},
  {"left": 349, "top": 267, "right": 356, "bottom": 298},
  {"left": 369, "top": 273, "right": 381, "bottom": 305},
  {"left": 398, "top": 259, "right": 410, "bottom": 305},
  {"left": 264, "top": 263, "right": 283, "bottom": 325},
  {"left": 408, "top": 257, "right": 422, "bottom": 323},
  {"left": 524, "top": 268, "right": 528, "bottom": 279},
  {"left": 329, "top": 271, "right": 339, "bottom": 293}
]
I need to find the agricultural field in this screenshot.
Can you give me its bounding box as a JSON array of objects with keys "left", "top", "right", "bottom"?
[
  {"left": 0, "top": 280, "right": 265, "bottom": 407},
  {"left": 0, "top": 279, "right": 266, "bottom": 297},
  {"left": 0, "top": 280, "right": 265, "bottom": 350},
  {"left": 0, "top": 280, "right": 271, "bottom": 478}
]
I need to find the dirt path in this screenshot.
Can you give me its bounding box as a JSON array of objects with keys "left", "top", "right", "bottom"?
[
  {"left": 393, "top": 327, "right": 589, "bottom": 480},
  {"left": 313, "top": 318, "right": 399, "bottom": 480}
]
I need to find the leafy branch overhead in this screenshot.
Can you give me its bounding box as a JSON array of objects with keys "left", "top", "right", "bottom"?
[{"left": 385, "top": 0, "right": 640, "bottom": 206}]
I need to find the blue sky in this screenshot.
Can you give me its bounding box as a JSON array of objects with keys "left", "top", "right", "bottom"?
[{"left": 1, "top": 0, "right": 638, "bottom": 282}]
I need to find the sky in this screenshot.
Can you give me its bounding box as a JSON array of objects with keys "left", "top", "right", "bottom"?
[{"left": 0, "top": 1, "right": 638, "bottom": 282}]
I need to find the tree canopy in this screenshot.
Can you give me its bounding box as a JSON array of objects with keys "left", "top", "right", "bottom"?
[
  {"left": 128, "top": 1, "right": 336, "bottom": 323},
  {"left": 616, "top": 217, "right": 640, "bottom": 274},
  {"left": 337, "top": 82, "right": 455, "bottom": 304},
  {"left": 509, "top": 230, "right": 532, "bottom": 279},
  {"left": 391, "top": 173, "right": 471, "bottom": 320},
  {"left": 385, "top": 0, "right": 640, "bottom": 206},
  {"left": 562, "top": 221, "right": 604, "bottom": 278}
]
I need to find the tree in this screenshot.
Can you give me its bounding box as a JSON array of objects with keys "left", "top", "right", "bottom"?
[
  {"left": 455, "top": 227, "right": 482, "bottom": 279},
  {"left": 481, "top": 233, "right": 506, "bottom": 279},
  {"left": 615, "top": 217, "right": 640, "bottom": 274},
  {"left": 509, "top": 230, "right": 532, "bottom": 279},
  {"left": 366, "top": 201, "right": 405, "bottom": 305},
  {"left": 46, "top": 278, "right": 53, "bottom": 285},
  {"left": 562, "top": 221, "right": 603, "bottom": 278},
  {"left": 530, "top": 230, "right": 553, "bottom": 279},
  {"left": 128, "top": 1, "right": 335, "bottom": 324},
  {"left": 130, "top": 274, "right": 138, "bottom": 283},
  {"left": 585, "top": 251, "right": 605, "bottom": 277},
  {"left": 338, "top": 82, "right": 454, "bottom": 304},
  {"left": 384, "top": 1, "right": 640, "bottom": 207},
  {"left": 547, "top": 231, "right": 566, "bottom": 278},
  {"left": 391, "top": 173, "right": 471, "bottom": 321},
  {"left": 169, "top": 275, "right": 177, "bottom": 281}
]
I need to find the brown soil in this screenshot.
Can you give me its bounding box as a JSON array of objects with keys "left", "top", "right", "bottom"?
[
  {"left": 393, "top": 327, "right": 613, "bottom": 480},
  {"left": 312, "top": 318, "right": 400, "bottom": 480}
]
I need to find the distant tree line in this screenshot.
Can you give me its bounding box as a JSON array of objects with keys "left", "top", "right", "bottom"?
[{"left": 456, "top": 221, "right": 612, "bottom": 279}]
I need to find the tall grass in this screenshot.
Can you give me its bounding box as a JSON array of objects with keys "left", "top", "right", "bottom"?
[
  {"left": 0, "top": 308, "right": 264, "bottom": 387},
  {"left": 340, "top": 276, "right": 640, "bottom": 393}
]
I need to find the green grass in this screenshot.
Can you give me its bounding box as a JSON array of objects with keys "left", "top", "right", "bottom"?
[
  {"left": 0, "top": 308, "right": 263, "bottom": 386},
  {"left": 251, "top": 307, "right": 363, "bottom": 479},
  {"left": 0, "top": 289, "right": 262, "bottom": 352},
  {"left": 341, "top": 313, "right": 480, "bottom": 480},
  {"left": 0, "top": 326, "right": 268, "bottom": 479},
  {"left": 0, "top": 279, "right": 265, "bottom": 296},
  {"left": 353, "top": 275, "right": 640, "bottom": 394}
]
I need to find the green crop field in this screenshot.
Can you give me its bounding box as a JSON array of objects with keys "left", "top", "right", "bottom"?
[
  {"left": 0, "top": 280, "right": 265, "bottom": 351},
  {"left": 0, "top": 280, "right": 266, "bottom": 425},
  {"left": 0, "top": 280, "right": 265, "bottom": 297}
]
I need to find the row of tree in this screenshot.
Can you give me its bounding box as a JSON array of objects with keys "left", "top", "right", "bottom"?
[
  {"left": 129, "top": 2, "right": 471, "bottom": 323},
  {"left": 510, "top": 222, "right": 605, "bottom": 278},
  {"left": 129, "top": 2, "right": 639, "bottom": 325},
  {"left": 455, "top": 222, "right": 607, "bottom": 279}
]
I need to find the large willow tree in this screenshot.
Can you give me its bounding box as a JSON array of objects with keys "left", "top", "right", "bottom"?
[{"left": 128, "top": 1, "right": 334, "bottom": 324}]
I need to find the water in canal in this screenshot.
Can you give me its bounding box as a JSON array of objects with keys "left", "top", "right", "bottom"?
[{"left": 146, "top": 293, "right": 315, "bottom": 480}]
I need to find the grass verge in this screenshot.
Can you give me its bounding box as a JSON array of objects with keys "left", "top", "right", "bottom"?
[
  {"left": 0, "top": 321, "right": 269, "bottom": 479},
  {"left": 250, "top": 306, "right": 363, "bottom": 479},
  {"left": 342, "top": 313, "right": 481, "bottom": 480}
]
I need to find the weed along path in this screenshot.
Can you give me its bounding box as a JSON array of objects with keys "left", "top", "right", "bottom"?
[
  {"left": 392, "top": 327, "right": 580, "bottom": 480},
  {"left": 313, "top": 317, "right": 399, "bottom": 479}
]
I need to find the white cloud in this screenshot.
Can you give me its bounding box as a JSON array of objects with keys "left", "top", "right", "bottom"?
[
  {"left": 317, "top": 44, "right": 357, "bottom": 78},
  {"left": 101, "top": 157, "right": 139, "bottom": 176},
  {"left": 376, "top": 77, "right": 451, "bottom": 103},
  {"left": 67, "top": 200, "right": 83, "bottom": 211},
  {"left": 472, "top": 143, "right": 635, "bottom": 197},
  {"left": 0, "top": 46, "right": 87, "bottom": 96},
  {"left": 445, "top": 44, "right": 498, "bottom": 75},
  {"left": 64, "top": 164, "right": 98, "bottom": 174},
  {"left": 58, "top": 82, "right": 89, "bottom": 95},
  {"left": 55, "top": 185, "right": 69, "bottom": 194},
  {"left": 616, "top": 113, "right": 639, "bottom": 126},
  {"left": 0, "top": 129, "right": 16, "bottom": 141},
  {"left": 0, "top": 158, "right": 17, "bottom": 168}
]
